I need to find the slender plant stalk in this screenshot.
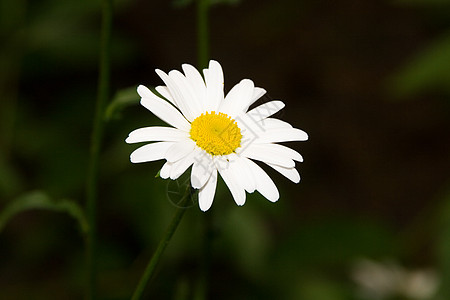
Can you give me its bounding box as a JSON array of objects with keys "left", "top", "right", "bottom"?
[
  {"left": 131, "top": 189, "right": 192, "bottom": 300},
  {"left": 197, "top": 0, "right": 209, "bottom": 69},
  {"left": 86, "top": 0, "right": 113, "bottom": 299}
]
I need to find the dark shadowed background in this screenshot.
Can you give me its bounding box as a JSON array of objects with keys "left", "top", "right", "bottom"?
[{"left": 1, "top": 0, "right": 450, "bottom": 299}]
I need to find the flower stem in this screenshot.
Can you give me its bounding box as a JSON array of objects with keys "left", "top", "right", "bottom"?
[
  {"left": 196, "top": 0, "right": 209, "bottom": 69},
  {"left": 131, "top": 188, "right": 193, "bottom": 300},
  {"left": 86, "top": 0, "right": 113, "bottom": 299}
]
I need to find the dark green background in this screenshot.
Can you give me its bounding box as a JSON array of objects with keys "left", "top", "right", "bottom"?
[{"left": 1, "top": 0, "right": 450, "bottom": 299}]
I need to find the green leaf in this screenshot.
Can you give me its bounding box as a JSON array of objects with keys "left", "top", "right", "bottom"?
[
  {"left": 387, "top": 32, "right": 450, "bottom": 98},
  {"left": 0, "top": 190, "right": 89, "bottom": 234},
  {"left": 104, "top": 86, "right": 140, "bottom": 121}
]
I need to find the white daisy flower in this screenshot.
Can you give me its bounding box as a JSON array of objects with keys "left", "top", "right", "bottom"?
[{"left": 126, "top": 60, "right": 308, "bottom": 211}]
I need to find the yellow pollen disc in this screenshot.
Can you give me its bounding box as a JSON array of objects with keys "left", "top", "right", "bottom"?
[{"left": 190, "top": 111, "right": 242, "bottom": 156}]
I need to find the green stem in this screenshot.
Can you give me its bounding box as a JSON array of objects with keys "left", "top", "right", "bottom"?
[
  {"left": 86, "top": 0, "right": 113, "bottom": 299},
  {"left": 131, "top": 189, "right": 192, "bottom": 300},
  {"left": 196, "top": 0, "right": 209, "bottom": 69}
]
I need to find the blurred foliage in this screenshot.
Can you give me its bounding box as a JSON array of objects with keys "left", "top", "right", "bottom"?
[
  {"left": 1, "top": 0, "right": 450, "bottom": 299},
  {"left": 389, "top": 1, "right": 450, "bottom": 299},
  {"left": 388, "top": 32, "right": 450, "bottom": 98},
  {"left": 0, "top": 190, "right": 88, "bottom": 234},
  {"left": 388, "top": 1, "right": 450, "bottom": 98},
  {"left": 105, "top": 86, "right": 140, "bottom": 121}
]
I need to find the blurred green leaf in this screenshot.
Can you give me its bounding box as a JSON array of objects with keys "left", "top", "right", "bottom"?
[
  {"left": 104, "top": 86, "right": 140, "bottom": 120},
  {"left": 387, "top": 32, "right": 450, "bottom": 98},
  {"left": 0, "top": 190, "right": 88, "bottom": 234}
]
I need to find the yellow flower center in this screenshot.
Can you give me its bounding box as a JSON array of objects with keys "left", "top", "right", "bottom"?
[{"left": 190, "top": 111, "right": 242, "bottom": 156}]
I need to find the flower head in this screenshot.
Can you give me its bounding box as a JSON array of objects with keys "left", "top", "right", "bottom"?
[{"left": 126, "top": 60, "right": 308, "bottom": 211}]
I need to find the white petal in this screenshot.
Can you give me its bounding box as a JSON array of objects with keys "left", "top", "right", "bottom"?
[
  {"left": 250, "top": 143, "right": 303, "bottom": 162},
  {"left": 136, "top": 84, "right": 155, "bottom": 98},
  {"left": 168, "top": 69, "right": 203, "bottom": 119},
  {"left": 234, "top": 113, "right": 266, "bottom": 138},
  {"left": 126, "top": 127, "right": 189, "bottom": 144},
  {"left": 231, "top": 156, "right": 256, "bottom": 193},
  {"left": 182, "top": 63, "right": 207, "bottom": 111},
  {"left": 155, "top": 70, "right": 196, "bottom": 122},
  {"left": 130, "top": 142, "right": 174, "bottom": 163},
  {"left": 155, "top": 86, "right": 176, "bottom": 106},
  {"left": 169, "top": 147, "right": 201, "bottom": 180},
  {"left": 160, "top": 161, "right": 172, "bottom": 179},
  {"left": 218, "top": 162, "right": 246, "bottom": 206},
  {"left": 246, "top": 100, "right": 285, "bottom": 122},
  {"left": 234, "top": 110, "right": 291, "bottom": 140},
  {"left": 244, "top": 158, "right": 279, "bottom": 202},
  {"left": 165, "top": 139, "right": 196, "bottom": 162},
  {"left": 247, "top": 87, "right": 266, "bottom": 109},
  {"left": 138, "top": 85, "right": 191, "bottom": 131},
  {"left": 191, "top": 155, "right": 213, "bottom": 189},
  {"left": 257, "top": 118, "right": 293, "bottom": 130},
  {"left": 220, "top": 79, "right": 255, "bottom": 118},
  {"left": 204, "top": 60, "right": 224, "bottom": 112},
  {"left": 241, "top": 144, "right": 295, "bottom": 168},
  {"left": 254, "top": 128, "right": 308, "bottom": 143},
  {"left": 266, "top": 163, "right": 300, "bottom": 183},
  {"left": 198, "top": 169, "right": 217, "bottom": 212}
]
